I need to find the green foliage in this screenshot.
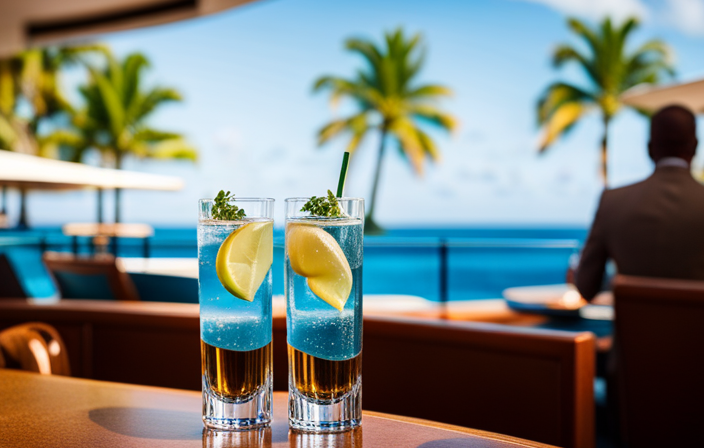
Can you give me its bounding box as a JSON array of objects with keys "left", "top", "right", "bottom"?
[
  {"left": 0, "top": 44, "right": 106, "bottom": 155},
  {"left": 537, "top": 17, "right": 674, "bottom": 182},
  {"left": 313, "top": 28, "right": 456, "bottom": 231},
  {"left": 212, "top": 190, "right": 246, "bottom": 221},
  {"left": 301, "top": 190, "right": 343, "bottom": 218},
  {"left": 41, "top": 49, "right": 197, "bottom": 166}
]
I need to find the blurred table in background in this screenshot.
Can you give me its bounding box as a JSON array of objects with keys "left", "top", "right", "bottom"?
[
  {"left": 64, "top": 223, "right": 154, "bottom": 257},
  {"left": 0, "top": 369, "right": 555, "bottom": 448},
  {"left": 120, "top": 257, "right": 198, "bottom": 278}
]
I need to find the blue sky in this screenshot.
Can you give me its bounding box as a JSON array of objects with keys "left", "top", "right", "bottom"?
[{"left": 15, "top": 0, "right": 704, "bottom": 227}]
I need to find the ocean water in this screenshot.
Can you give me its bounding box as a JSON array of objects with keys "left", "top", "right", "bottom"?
[{"left": 0, "top": 226, "right": 588, "bottom": 302}]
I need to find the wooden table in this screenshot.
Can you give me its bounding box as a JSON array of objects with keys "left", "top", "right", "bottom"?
[
  {"left": 0, "top": 370, "right": 554, "bottom": 448},
  {"left": 63, "top": 223, "right": 154, "bottom": 256}
]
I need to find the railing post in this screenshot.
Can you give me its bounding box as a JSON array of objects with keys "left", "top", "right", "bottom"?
[
  {"left": 439, "top": 238, "right": 449, "bottom": 319},
  {"left": 97, "top": 188, "right": 104, "bottom": 224}
]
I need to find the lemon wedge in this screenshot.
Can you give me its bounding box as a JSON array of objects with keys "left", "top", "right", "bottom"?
[
  {"left": 286, "top": 223, "right": 353, "bottom": 311},
  {"left": 216, "top": 221, "right": 273, "bottom": 302}
]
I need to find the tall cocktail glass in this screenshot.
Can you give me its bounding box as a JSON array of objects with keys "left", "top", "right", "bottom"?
[
  {"left": 198, "top": 197, "right": 274, "bottom": 430},
  {"left": 285, "top": 197, "right": 364, "bottom": 432}
]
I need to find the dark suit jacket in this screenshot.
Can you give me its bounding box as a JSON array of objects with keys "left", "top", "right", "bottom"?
[{"left": 576, "top": 166, "right": 704, "bottom": 300}]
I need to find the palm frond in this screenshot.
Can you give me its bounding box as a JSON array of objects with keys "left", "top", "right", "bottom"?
[
  {"left": 147, "top": 138, "right": 198, "bottom": 161},
  {"left": 416, "top": 127, "right": 441, "bottom": 162},
  {"left": 408, "top": 84, "right": 452, "bottom": 99},
  {"left": 387, "top": 117, "right": 426, "bottom": 175},
  {"left": 538, "top": 102, "right": 591, "bottom": 152},
  {"left": 131, "top": 87, "right": 181, "bottom": 121},
  {"left": 409, "top": 104, "right": 458, "bottom": 132},
  {"left": 317, "top": 119, "right": 349, "bottom": 145},
  {"left": 55, "top": 44, "right": 111, "bottom": 66},
  {"left": 134, "top": 128, "right": 181, "bottom": 143},
  {"left": 39, "top": 129, "right": 84, "bottom": 147},
  {"left": 345, "top": 38, "right": 383, "bottom": 69},
  {"left": 0, "top": 61, "right": 18, "bottom": 116},
  {"left": 88, "top": 67, "right": 124, "bottom": 138},
  {"left": 317, "top": 112, "right": 370, "bottom": 151},
  {"left": 123, "top": 53, "right": 150, "bottom": 111},
  {"left": 629, "top": 40, "right": 674, "bottom": 64},
  {"left": 0, "top": 114, "right": 17, "bottom": 149},
  {"left": 537, "top": 82, "right": 594, "bottom": 125},
  {"left": 567, "top": 18, "right": 601, "bottom": 56},
  {"left": 551, "top": 45, "right": 600, "bottom": 84}
]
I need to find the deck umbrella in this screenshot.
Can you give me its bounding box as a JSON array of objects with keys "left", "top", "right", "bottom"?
[
  {"left": 0, "top": 151, "right": 183, "bottom": 228},
  {"left": 622, "top": 78, "right": 704, "bottom": 113}
]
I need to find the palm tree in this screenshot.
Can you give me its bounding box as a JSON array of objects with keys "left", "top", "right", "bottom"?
[
  {"left": 314, "top": 28, "right": 457, "bottom": 233},
  {"left": 538, "top": 17, "right": 674, "bottom": 185},
  {"left": 44, "top": 50, "right": 197, "bottom": 222},
  {"left": 0, "top": 45, "right": 106, "bottom": 228},
  {"left": 0, "top": 55, "right": 34, "bottom": 155}
]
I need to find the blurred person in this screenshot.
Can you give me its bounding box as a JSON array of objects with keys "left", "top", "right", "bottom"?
[
  {"left": 575, "top": 104, "right": 703, "bottom": 441},
  {"left": 576, "top": 104, "right": 704, "bottom": 299}
]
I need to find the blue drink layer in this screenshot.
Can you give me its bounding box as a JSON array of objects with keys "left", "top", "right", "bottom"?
[
  {"left": 286, "top": 218, "right": 363, "bottom": 361},
  {"left": 198, "top": 220, "right": 272, "bottom": 351}
]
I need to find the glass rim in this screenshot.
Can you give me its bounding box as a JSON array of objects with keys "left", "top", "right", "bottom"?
[
  {"left": 199, "top": 197, "right": 275, "bottom": 203},
  {"left": 284, "top": 197, "right": 364, "bottom": 202}
]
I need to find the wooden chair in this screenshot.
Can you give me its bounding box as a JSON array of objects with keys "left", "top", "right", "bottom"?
[
  {"left": 0, "top": 322, "right": 71, "bottom": 375},
  {"left": 613, "top": 275, "right": 704, "bottom": 447},
  {"left": 42, "top": 252, "right": 140, "bottom": 301},
  {"left": 273, "top": 315, "right": 595, "bottom": 448},
  {"left": 0, "top": 300, "right": 201, "bottom": 389},
  {"left": 0, "top": 253, "right": 27, "bottom": 299}
]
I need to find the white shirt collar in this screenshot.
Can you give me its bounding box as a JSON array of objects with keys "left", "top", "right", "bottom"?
[{"left": 656, "top": 157, "right": 690, "bottom": 169}]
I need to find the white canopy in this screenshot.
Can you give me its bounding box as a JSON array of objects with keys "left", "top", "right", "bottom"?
[
  {"left": 622, "top": 78, "right": 704, "bottom": 113},
  {"left": 0, "top": 151, "right": 183, "bottom": 191}
]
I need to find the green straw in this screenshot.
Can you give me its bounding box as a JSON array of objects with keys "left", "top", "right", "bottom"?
[{"left": 336, "top": 151, "right": 350, "bottom": 198}]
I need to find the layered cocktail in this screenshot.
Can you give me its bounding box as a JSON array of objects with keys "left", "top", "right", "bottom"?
[
  {"left": 285, "top": 194, "right": 364, "bottom": 432},
  {"left": 198, "top": 193, "right": 274, "bottom": 430}
]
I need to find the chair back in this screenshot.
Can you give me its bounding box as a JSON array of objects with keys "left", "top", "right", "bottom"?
[
  {"left": 0, "top": 253, "right": 27, "bottom": 299},
  {"left": 43, "top": 252, "right": 140, "bottom": 301},
  {"left": 274, "top": 315, "right": 595, "bottom": 448},
  {"left": 0, "top": 322, "right": 71, "bottom": 375},
  {"left": 614, "top": 275, "right": 704, "bottom": 447}
]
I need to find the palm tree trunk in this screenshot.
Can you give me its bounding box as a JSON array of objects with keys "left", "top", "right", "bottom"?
[
  {"left": 366, "top": 125, "right": 388, "bottom": 234},
  {"left": 112, "top": 152, "right": 123, "bottom": 256},
  {"left": 601, "top": 115, "right": 610, "bottom": 186},
  {"left": 114, "top": 153, "right": 123, "bottom": 224},
  {"left": 17, "top": 188, "right": 28, "bottom": 230}
]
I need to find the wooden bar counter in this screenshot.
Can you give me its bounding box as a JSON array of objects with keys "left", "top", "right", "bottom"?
[{"left": 0, "top": 369, "right": 554, "bottom": 448}]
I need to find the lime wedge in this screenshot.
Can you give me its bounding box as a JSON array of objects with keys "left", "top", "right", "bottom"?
[
  {"left": 286, "top": 223, "right": 352, "bottom": 311},
  {"left": 216, "top": 221, "right": 273, "bottom": 302}
]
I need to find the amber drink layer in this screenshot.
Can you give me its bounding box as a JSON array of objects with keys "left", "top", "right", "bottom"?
[{"left": 289, "top": 345, "right": 361, "bottom": 402}]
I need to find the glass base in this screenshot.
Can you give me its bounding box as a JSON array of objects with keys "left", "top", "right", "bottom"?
[
  {"left": 288, "top": 380, "right": 362, "bottom": 433},
  {"left": 202, "top": 427, "right": 271, "bottom": 447},
  {"left": 202, "top": 375, "right": 272, "bottom": 430}
]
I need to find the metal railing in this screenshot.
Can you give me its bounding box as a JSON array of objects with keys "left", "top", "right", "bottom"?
[{"left": 1, "top": 233, "right": 581, "bottom": 302}]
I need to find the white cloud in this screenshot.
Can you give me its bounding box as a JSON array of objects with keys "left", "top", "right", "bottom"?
[
  {"left": 517, "top": 0, "right": 704, "bottom": 36},
  {"left": 516, "top": 0, "right": 648, "bottom": 21},
  {"left": 664, "top": 0, "right": 704, "bottom": 35}
]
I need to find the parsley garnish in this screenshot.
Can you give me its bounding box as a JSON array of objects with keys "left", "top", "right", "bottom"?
[
  {"left": 301, "top": 190, "right": 343, "bottom": 217},
  {"left": 212, "top": 190, "right": 246, "bottom": 221}
]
